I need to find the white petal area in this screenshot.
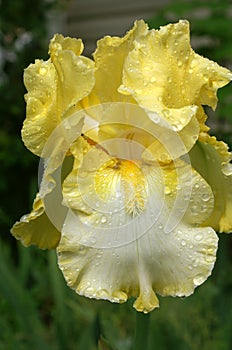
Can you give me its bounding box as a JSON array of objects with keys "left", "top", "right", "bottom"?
[
  {"left": 57, "top": 220, "right": 218, "bottom": 313},
  {"left": 58, "top": 154, "right": 217, "bottom": 312}
]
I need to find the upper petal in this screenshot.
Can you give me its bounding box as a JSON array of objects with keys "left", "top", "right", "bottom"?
[
  {"left": 88, "top": 20, "right": 148, "bottom": 104},
  {"left": 22, "top": 35, "right": 95, "bottom": 156},
  {"left": 22, "top": 59, "right": 58, "bottom": 156},
  {"left": 119, "top": 20, "right": 232, "bottom": 112},
  {"left": 49, "top": 34, "right": 95, "bottom": 118}
]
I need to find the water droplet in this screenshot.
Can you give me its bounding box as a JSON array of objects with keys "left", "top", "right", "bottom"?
[
  {"left": 195, "top": 233, "right": 203, "bottom": 241},
  {"left": 202, "top": 193, "right": 210, "bottom": 202},
  {"left": 192, "top": 258, "right": 199, "bottom": 267},
  {"left": 162, "top": 109, "right": 170, "bottom": 118},
  {"left": 222, "top": 162, "right": 232, "bottom": 176},
  {"left": 193, "top": 274, "right": 205, "bottom": 286},
  {"left": 21, "top": 214, "right": 29, "bottom": 222},
  {"left": 204, "top": 255, "right": 215, "bottom": 263},
  {"left": 39, "top": 67, "right": 47, "bottom": 76},
  {"left": 181, "top": 239, "right": 186, "bottom": 246},
  {"left": 101, "top": 216, "right": 107, "bottom": 223},
  {"left": 164, "top": 186, "right": 171, "bottom": 195}
]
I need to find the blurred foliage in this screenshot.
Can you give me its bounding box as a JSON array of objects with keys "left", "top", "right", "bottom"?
[
  {"left": 0, "top": 236, "right": 232, "bottom": 349},
  {"left": 0, "top": 0, "right": 232, "bottom": 349},
  {"left": 0, "top": 0, "right": 58, "bottom": 239}
]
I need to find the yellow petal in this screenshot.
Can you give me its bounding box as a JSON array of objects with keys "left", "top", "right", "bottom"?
[
  {"left": 189, "top": 134, "right": 232, "bottom": 232},
  {"left": 49, "top": 33, "right": 84, "bottom": 56},
  {"left": 89, "top": 20, "right": 148, "bottom": 104},
  {"left": 119, "top": 20, "right": 231, "bottom": 156},
  {"left": 22, "top": 35, "right": 95, "bottom": 156},
  {"left": 22, "top": 59, "right": 57, "bottom": 156},
  {"left": 49, "top": 43, "right": 95, "bottom": 118},
  {"left": 120, "top": 20, "right": 232, "bottom": 111},
  {"left": 12, "top": 110, "right": 85, "bottom": 248},
  {"left": 11, "top": 194, "right": 60, "bottom": 249}
]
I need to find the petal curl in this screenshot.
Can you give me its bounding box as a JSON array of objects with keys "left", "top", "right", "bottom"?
[
  {"left": 89, "top": 20, "right": 148, "bottom": 104},
  {"left": 49, "top": 34, "right": 95, "bottom": 118},
  {"left": 22, "top": 59, "right": 58, "bottom": 156},
  {"left": 189, "top": 134, "right": 232, "bottom": 232},
  {"left": 119, "top": 20, "right": 232, "bottom": 111},
  {"left": 11, "top": 194, "right": 60, "bottom": 249},
  {"left": 12, "top": 111, "right": 85, "bottom": 248},
  {"left": 22, "top": 35, "right": 95, "bottom": 156},
  {"left": 119, "top": 20, "right": 232, "bottom": 153}
]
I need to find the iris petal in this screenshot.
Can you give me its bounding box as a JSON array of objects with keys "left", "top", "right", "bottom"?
[
  {"left": 58, "top": 151, "right": 217, "bottom": 312},
  {"left": 189, "top": 134, "right": 232, "bottom": 232},
  {"left": 22, "top": 35, "right": 95, "bottom": 156},
  {"left": 11, "top": 195, "right": 60, "bottom": 249}
]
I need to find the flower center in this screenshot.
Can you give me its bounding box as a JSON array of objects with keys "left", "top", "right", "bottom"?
[{"left": 94, "top": 159, "right": 148, "bottom": 216}]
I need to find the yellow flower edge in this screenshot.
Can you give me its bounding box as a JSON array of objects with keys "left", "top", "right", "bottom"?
[
  {"left": 11, "top": 194, "right": 60, "bottom": 249},
  {"left": 189, "top": 133, "right": 232, "bottom": 233}
]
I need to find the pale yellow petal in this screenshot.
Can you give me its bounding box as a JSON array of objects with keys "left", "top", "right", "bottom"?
[
  {"left": 143, "top": 114, "right": 199, "bottom": 163},
  {"left": 189, "top": 134, "right": 232, "bottom": 232},
  {"left": 120, "top": 20, "right": 232, "bottom": 111},
  {"left": 50, "top": 51, "right": 95, "bottom": 118},
  {"left": 49, "top": 33, "right": 84, "bottom": 56},
  {"left": 57, "top": 214, "right": 217, "bottom": 313},
  {"left": 90, "top": 20, "right": 148, "bottom": 103},
  {"left": 57, "top": 154, "right": 217, "bottom": 312},
  {"left": 62, "top": 143, "right": 111, "bottom": 214},
  {"left": 11, "top": 194, "right": 60, "bottom": 249}
]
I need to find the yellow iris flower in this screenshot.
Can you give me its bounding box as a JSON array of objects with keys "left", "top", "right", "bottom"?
[{"left": 11, "top": 20, "right": 232, "bottom": 313}]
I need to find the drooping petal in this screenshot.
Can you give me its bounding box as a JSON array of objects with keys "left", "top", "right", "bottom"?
[
  {"left": 189, "top": 134, "right": 232, "bottom": 232},
  {"left": 58, "top": 152, "right": 217, "bottom": 312},
  {"left": 11, "top": 194, "right": 60, "bottom": 249},
  {"left": 12, "top": 110, "right": 85, "bottom": 249}
]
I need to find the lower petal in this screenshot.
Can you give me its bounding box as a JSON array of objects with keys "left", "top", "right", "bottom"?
[
  {"left": 11, "top": 195, "right": 60, "bottom": 249},
  {"left": 57, "top": 220, "right": 218, "bottom": 313}
]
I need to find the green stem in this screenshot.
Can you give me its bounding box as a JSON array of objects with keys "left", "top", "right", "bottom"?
[{"left": 133, "top": 312, "right": 151, "bottom": 350}]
